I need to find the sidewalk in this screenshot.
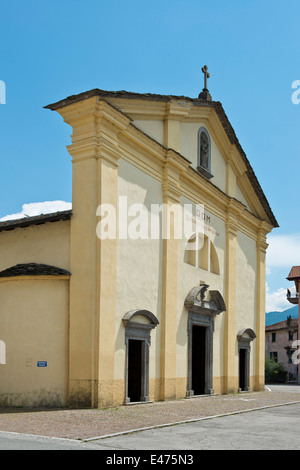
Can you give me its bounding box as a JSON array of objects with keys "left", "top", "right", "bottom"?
[{"left": 0, "top": 388, "right": 299, "bottom": 441}]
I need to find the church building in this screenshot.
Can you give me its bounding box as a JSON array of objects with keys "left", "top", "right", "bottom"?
[{"left": 0, "top": 71, "right": 278, "bottom": 408}]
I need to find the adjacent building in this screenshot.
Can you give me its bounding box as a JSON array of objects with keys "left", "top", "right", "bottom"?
[
  {"left": 286, "top": 266, "right": 300, "bottom": 383},
  {"left": 265, "top": 316, "right": 298, "bottom": 382}
]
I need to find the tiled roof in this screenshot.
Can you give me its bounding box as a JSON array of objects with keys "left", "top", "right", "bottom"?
[
  {"left": 0, "top": 210, "right": 71, "bottom": 232},
  {"left": 266, "top": 318, "right": 298, "bottom": 331},
  {"left": 287, "top": 266, "right": 300, "bottom": 281}
]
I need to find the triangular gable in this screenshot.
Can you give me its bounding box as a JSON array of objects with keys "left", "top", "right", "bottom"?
[{"left": 45, "top": 89, "right": 278, "bottom": 228}]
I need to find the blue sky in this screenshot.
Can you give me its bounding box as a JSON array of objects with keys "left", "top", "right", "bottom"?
[{"left": 0, "top": 0, "right": 300, "bottom": 311}]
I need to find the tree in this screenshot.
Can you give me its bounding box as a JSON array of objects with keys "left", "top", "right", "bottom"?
[{"left": 265, "top": 358, "right": 287, "bottom": 384}]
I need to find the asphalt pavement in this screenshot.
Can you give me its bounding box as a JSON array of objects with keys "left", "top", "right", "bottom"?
[
  {"left": 0, "top": 384, "right": 299, "bottom": 451},
  {"left": 90, "top": 401, "right": 300, "bottom": 451}
]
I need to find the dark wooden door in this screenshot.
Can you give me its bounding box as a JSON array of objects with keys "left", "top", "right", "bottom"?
[
  {"left": 128, "top": 339, "right": 142, "bottom": 402},
  {"left": 192, "top": 325, "right": 206, "bottom": 395},
  {"left": 239, "top": 348, "right": 246, "bottom": 391}
]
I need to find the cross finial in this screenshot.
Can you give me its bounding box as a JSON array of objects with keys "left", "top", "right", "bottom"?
[
  {"left": 198, "top": 65, "right": 212, "bottom": 101},
  {"left": 202, "top": 65, "right": 210, "bottom": 90}
]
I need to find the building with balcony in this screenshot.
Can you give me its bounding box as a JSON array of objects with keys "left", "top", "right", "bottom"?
[
  {"left": 265, "top": 316, "right": 298, "bottom": 382},
  {"left": 287, "top": 266, "right": 300, "bottom": 383}
]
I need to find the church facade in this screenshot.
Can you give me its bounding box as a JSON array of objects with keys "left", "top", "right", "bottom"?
[{"left": 0, "top": 83, "right": 278, "bottom": 408}]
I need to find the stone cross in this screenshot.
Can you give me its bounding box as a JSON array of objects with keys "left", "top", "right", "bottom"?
[{"left": 202, "top": 65, "right": 210, "bottom": 90}]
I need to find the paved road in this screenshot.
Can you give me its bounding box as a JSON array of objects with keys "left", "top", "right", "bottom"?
[
  {"left": 265, "top": 383, "right": 300, "bottom": 393},
  {"left": 0, "top": 385, "right": 299, "bottom": 450},
  {"left": 1, "top": 401, "right": 300, "bottom": 450},
  {"left": 90, "top": 402, "right": 300, "bottom": 450},
  {"left": 0, "top": 431, "right": 101, "bottom": 450}
]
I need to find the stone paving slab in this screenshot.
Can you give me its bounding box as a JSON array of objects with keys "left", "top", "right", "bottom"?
[{"left": 0, "top": 391, "right": 300, "bottom": 441}]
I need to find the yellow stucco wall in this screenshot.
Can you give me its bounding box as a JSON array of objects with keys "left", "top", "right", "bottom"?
[
  {"left": 176, "top": 198, "right": 226, "bottom": 387},
  {"left": 115, "top": 158, "right": 163, "bottom": 382},
  {"left": 0, "top": 278, "right": 69, "bottom": 406},
  {"left": 0, "top": 220, "right": 70, "bottom": 272},
  {"left": 235, "top": 231, "right": 258, "bottom": 380},
  {"left": 113, "top": 146, "right": 260, "bottom": 399},
  {"left": 0, "top": 220, "right": 70, "bottom": 407},
  {"left": 133, "top": 120, "right": 164, "bottom": 146}
]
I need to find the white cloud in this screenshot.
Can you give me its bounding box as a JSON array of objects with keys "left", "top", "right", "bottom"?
[
  {"left": 265, "top": 283, "right": 291, "bottom": 313},
  {"left": 266, "top": 233, "right": 300, "bottom": 312},
  {"left": 0, "top": 201, "right": 72, "bottom": 222},
  {"left": 267, "top": 233, "right": 300, "bottom": 268}
]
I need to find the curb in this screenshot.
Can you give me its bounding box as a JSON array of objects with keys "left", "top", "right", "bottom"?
[{"left": 82, "top": 400, "right": 300, "bottom": 442}]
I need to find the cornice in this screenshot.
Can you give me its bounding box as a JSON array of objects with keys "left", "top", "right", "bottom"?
[
  {"left": 165, "top": 149, "right": 191, "bottom": 173},
  {"left": 227, "top": 146, "right": 248, "bottom": 176},
  {"left": 162, "top": 180, "right": 181, "bottom": 204},
  {"left": 225, "top": 199, "right": 240, "bottom": 235},
  {"left": 105, "top": 97, "right": 168, "bottom": 121},
  {"left": 257, "top": 239, "right": 269, "bottom": 253},
  {"left": 162, "top": 150, "right": 190, "bottom": 203},
  {"left": 204, "top": 111, "right": 233, "bottom": 160},
  {"left": 180, "top": 168, "right": 228, "bottom": 219},
  {"left": 164, "top": 101, "right": 192, "bottom": 120},
  {"left": 237, "top": 174, "right": 268, "bottom": 220},
  {"left": 256, "top": 221, "right": 271, "bottom": 251},
  {"left": 174, "top": 159, "right": 270, "bottom": 239},
  {"left": 123, "top": 122, "right": 167, "bottom": 162},
  {"left": 96, "top": 99, "right": 132, "bottom": 132},
  {"left": 180, "top": 105, "right": 213, "bottom": 122},
  {"left": 55, "top": 97, "right": 131, "bottom": 139}
]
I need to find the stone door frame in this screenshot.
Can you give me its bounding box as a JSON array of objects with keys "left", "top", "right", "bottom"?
[
  {"left": 237, "top": 328, "right": 256, "bottom": 392},
  {"left": 185, "top": 284, "right": 226, "bottom": 397},
  {"left": 123, "top": 309, "right": 159, "bottom": 404},
  {"left": 187, "top": 311, "right": 215, "bottom": 396}
]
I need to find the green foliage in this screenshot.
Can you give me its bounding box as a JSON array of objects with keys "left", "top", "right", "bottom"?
[{"left": 265, "top": 358, "right": 287, "bottom": 383}]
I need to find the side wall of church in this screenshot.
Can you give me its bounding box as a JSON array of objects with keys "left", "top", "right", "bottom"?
[
  {"left": 0, "top": 220, "right": 70, "bottom": 272},
  {"left": 0, "top": 278, "right": 69, "bottom": 406},
  {"left": 0, "top": 221, "right": 70, "bottom": 407}
]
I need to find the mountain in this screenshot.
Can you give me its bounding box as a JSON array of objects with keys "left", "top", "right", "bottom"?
[{"left": 265, "top": 305, "right": 298, "bottom": 326}]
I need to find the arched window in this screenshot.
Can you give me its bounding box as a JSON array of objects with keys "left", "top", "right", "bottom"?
[
  {"left": 197, "top": 127, "right": 213, "bottom": 180},
  {"left": 184, "top": 233, "right": 220, "bottom": 275}
]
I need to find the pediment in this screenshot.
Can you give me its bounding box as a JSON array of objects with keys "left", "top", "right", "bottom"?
[
  {"left": 123, "top": 309, "right": 159, "bottom": 329},
  {"left": 184, "top": 284, "right": 226, "bottom": 316},
  {"left": 46, "top": 89, "right": 278, "bottom": 229},
  {"left": 237, "top": 328, "right": 256, "bottom": 342}
]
